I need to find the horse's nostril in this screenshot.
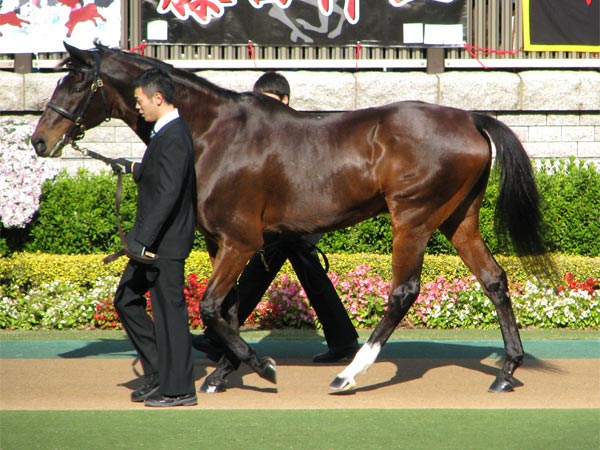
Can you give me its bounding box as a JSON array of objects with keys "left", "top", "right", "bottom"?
[{"left": 33, "top": 138, "right": 47, "bottom": 156}]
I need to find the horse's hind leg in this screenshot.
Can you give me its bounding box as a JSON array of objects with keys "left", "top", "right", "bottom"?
[
  {"left": 330, "top": 227, "right": 428, "bottom": 391},
  {"left": 440, "top": 213, "right": 523, "bottom": 393}
]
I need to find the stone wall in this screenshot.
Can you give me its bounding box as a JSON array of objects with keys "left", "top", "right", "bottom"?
[{"left": 1, "top": 69, "right": 598, "bottom": 174}]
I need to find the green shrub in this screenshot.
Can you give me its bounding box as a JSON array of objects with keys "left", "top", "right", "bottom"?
[
  {"left": 22, "top": 170, "right": 139, "bottom": 254},
  {"left": 319, "top": 216, "right": 393, "bottom": 254},
  {"left": 2, "top": 159, "right": 598, "bottom": 256},
  {"left": 535, "top": 158, "right": 600, "bottom": 256}
]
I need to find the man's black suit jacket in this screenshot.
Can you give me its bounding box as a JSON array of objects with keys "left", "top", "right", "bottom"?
[{"left": 128, "top": 117, "right": 196, "bottom": 260}]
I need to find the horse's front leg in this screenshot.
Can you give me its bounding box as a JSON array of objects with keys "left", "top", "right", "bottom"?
[
  {"left": 200, "top": 356, "right": 238, "bottom": 394},
  {"left": 200, "top": 245, "right": 277, "bottom": 385},
  {"left": 199, "top": 287, "right": 242, "bottom": 394}
]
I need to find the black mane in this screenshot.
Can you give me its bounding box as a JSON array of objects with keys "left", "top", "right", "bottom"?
[{"left": 93, "top": 41, "right": 240, "bottom": 100}]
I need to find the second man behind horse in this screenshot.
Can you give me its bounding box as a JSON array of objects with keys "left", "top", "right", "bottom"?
[{"left": 192, "top": 72, "right": 359, "bottom": 364}]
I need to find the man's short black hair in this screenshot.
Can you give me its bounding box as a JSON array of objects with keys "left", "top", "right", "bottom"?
[
  {"left": 253, "top": 72, "right": 290, "bottom": 101},
  {"left": 133, "top": 68, "right": 176, "bottom": 104}
]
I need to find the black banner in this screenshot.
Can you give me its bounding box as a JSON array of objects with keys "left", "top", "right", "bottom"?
[
  {"left": 524, "top": 0, "right": 600, "bottom": 51},
  {"left": 142, "top": 0, "right": 467, "bottom": 47}
]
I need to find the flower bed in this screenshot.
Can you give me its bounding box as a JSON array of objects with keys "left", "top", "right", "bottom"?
[
  {"left": 2, "top": 263, "right": 597, "bottom": 331},
  {"left": 0, "top": 119, "right": 58, "bottom": 229}
]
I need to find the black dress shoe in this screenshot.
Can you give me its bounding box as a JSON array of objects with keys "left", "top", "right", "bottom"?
[
  {"left": 312, "top": 341, "right": 359, "bottom": 363},
  {"left": 191, "top": 334, "right": 224, "bottom": 361},
  {"left": 144, "top": 392, "right": 198, "bottom": 407},
  {"left": 131, "top": 373, "right": 159, "bottom": 402}
]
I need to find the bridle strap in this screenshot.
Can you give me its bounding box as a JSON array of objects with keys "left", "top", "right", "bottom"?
[
  {"left": 46, "top": 102, "right": 78, "bottom": 122},
  {"left": 45, "top": 52, "right": 156, "bottom": 264},
  {"left": 46, "top": 51, "right": 111, "bottom": 148}
]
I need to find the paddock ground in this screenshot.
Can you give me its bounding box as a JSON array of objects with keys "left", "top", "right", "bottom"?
[{"left": 1, "top": 338, "right": 598, "bottom": 410}]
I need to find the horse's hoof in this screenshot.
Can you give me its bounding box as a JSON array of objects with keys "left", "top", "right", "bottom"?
[
  {"left": 199, "top": 378, "right": 227, "bottom": 394},
  {"left": 488, "top": 377, "right": 514, "bottom": 393},
  {"left": 329, "top": 375, "right": 356, "bottom": 392},
  {"left": 258, "top": 357, "right": 277, "bottom": 384}
]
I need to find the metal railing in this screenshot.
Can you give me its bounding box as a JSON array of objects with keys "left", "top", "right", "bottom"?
[{"left": 2, "top": 0, "right": 598, "bottom": 71}]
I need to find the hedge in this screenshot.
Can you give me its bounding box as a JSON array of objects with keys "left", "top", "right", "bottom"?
[
  {"left": 1, "top": 251, "right": 597, "bottom": 297},
  {"left": 1, "top": 158, "right": 599, "bottom": 257}
]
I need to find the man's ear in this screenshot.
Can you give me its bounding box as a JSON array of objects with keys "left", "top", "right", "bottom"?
[
  {"left": 281, "top": 95, "right": 290, "bottom": 105},
  {"left": 153, "top": 92, "right": 164, "bottom": 106}
]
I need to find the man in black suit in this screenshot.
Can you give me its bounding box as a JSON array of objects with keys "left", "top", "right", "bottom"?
[
  {"left": 111, "top": 69, "right": 197, "bottom": 407},
  {"left": 193, "top": 72, "right": 359, "bottom": 365}
]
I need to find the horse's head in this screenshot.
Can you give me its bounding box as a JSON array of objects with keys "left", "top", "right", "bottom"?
[{"left": 32, "top": 41, "right": 115, "bottom": 158}]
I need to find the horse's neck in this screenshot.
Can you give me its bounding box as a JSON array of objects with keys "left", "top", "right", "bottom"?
[
  {"left": 105, "top": 57, "right": 233, "bottom": 141},
  {"left": 175, "top": 80, "right": 231, "bottom": 124}
]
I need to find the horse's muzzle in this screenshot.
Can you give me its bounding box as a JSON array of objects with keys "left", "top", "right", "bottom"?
[{"left": 32, "top": 135, "right": 65, "bottom": 158}]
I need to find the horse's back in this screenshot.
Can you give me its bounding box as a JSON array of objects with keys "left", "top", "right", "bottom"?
[
  {"left": 285, "top": 101, "right": 489, "bottom": 230},
  {"left": 319, "top": 101, "right": 490, "bottom": 181},
  {"left": 198, "top": 98, "right": 492, "bottom": 236}
]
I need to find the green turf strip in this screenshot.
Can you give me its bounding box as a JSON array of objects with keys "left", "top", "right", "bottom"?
[
  {"left": 1, "top": 328, "right": 599, "bottom": 341},
  {"left": 1, "top": 409, "right": 598, "bottom": 450},
  {"left": 1, "top": 338, "right": 598, "bottom": 359}
]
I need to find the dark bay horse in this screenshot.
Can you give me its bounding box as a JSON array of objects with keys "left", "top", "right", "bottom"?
[{"left": 32, "top": 41, "right": 553, "bottom": 394}]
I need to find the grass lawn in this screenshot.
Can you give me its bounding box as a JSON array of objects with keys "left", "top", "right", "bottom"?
[
  {"left": 1, "top": 329, "right": 598, "bottom": 449},
  {"left": 1, "top": 409, "right": 599, "bottom": 450}
]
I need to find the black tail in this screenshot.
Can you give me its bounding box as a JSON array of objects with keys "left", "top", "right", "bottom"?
[{"left": 471, "top": 113, "right": 556, "bottom": 278}]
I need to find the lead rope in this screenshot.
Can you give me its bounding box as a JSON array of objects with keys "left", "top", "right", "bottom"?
[
  {"left": 102, "top": 169, "right": 127, "bottom": 264},
  {"left": 70, "top": 142, "right": 157, "bottom": 264}
]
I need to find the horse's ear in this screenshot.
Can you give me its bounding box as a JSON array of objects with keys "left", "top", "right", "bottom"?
[
  {"left": 93, "top": 38, "right": 108, "bottom": 51},
  {"left": 63, "top": 41, "right": 93, "bottom": 67}
]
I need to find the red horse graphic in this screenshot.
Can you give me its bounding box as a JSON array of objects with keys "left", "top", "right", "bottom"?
[
  {"left": 58, "top": 0, "right": 82, "bottom": 8},
  {"left": 61, "top": 1, "right": 109, "bottom": 38},
  {"left": 0, "top": 10, "right": 31, "bottom": 29}
]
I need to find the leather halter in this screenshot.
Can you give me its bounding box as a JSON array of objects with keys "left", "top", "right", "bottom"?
[
  {"left": 44, "top": 52, "right": 158, "bottom": 265},
  {"left": 46, "top": 51, "right": 111, "bottom": 156}
]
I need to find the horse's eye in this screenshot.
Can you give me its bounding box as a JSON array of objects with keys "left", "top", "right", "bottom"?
[
  {"left": 68, "top": 85, "right": 86, "bottom": 94},
  {"left": 61, "top": 71, "right": 86, "bottom": 94}
]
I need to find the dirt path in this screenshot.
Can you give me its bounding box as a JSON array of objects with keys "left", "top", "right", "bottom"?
[{"left": 2, "top": 357, "right": 598, "bottom": 410}]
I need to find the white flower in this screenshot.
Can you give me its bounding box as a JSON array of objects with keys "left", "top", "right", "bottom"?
[{"left": 0, "top": 119, "right": 59, "bottom": 229}]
